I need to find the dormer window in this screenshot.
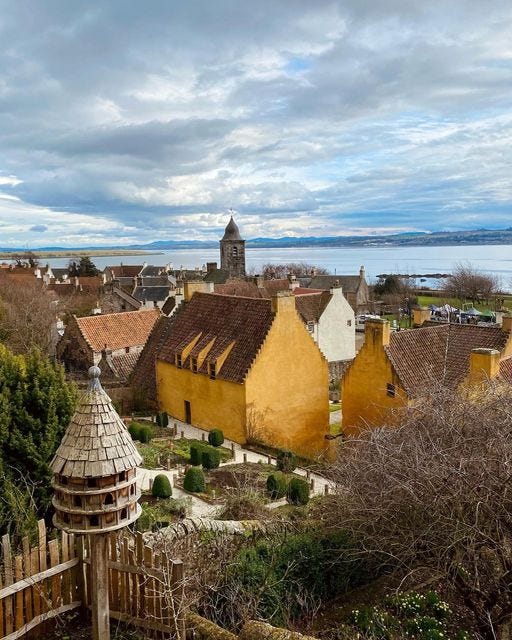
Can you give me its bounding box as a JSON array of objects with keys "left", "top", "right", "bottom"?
[
  {"left": 191, "top": 356, "right": 198, "bottom": 373},
  {"left": 125, "top": 346, "right": 130, "bottom": 354},
  {"left": 175, "top": 353, "right": 182, "bottom": 369},
  {"left": 209, "top": 362, "right": 217, "bottom": 380}
]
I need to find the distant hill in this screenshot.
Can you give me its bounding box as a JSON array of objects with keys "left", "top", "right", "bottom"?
[{"left": 1, "top": 227, "right": 512, "bottom": 253}]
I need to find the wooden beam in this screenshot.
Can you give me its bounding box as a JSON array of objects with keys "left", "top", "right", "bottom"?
[
  {"left": 0, "top": 559, "right": 79, "bottom": 599},
  {"left": 1, "top": 602, "right": 81, "bottom": 640}
]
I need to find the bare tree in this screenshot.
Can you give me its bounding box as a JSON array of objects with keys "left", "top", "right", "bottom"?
[
  {"left": 324, "top": 382, "right": 512, "bottom": 639},
  {"left": 261, "top": 263, "right": 328, "bottom": 279},
  {"left": 444, "top": 262, "right": 500, "bottom": 307}
]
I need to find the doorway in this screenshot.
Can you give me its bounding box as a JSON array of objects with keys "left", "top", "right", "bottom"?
[{"left": 184, "top": 400, "right": 191, "bottom": 424}]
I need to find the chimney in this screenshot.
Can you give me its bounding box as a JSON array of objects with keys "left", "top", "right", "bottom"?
[
  {"left": 469, "top": 348, "right": 500, "bottom": 383},
  {"left": 206, "top": 262, "right": 217, "bottom": 274},
  {"left": 271, "top": 290, "right": 296, "bottom": 314},
  {"left": 359, "top": 265, "right": 365, "bottom": 279},
  {"left": 412, "top": 306, "right": 431, "bottom": 328},
  {"left": 365, "top": 318, "right": 390, "bottom": 348},
  {"left": 287, "top": 273, "right": 299, "bottom": 290},
  {"left": 183, "top": 280, "right": 211, "bottom": 301},
  {"left": 253, "top": 274, "right": 264, "bottom": 288},
  {"left": 501, "top": 314, "right": 512, "bottom": 333}
]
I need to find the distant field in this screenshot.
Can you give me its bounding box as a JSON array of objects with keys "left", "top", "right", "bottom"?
[{"left": 0, "top": 249, "right": 161, "bottom": 259}]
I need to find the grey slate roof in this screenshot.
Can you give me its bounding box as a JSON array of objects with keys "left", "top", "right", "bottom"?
[
  {"left": 133, "top": 286, "right": 171, "bottom": 303},
  {"left": 309, "top": 275, "right": 361, "bottom": 292}
]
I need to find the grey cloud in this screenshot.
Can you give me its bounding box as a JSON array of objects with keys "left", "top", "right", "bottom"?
[{"left": 29, "top": 224, "right": 48, "bottom": 232}]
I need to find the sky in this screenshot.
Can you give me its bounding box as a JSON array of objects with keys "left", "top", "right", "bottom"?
[{"left": 1, "top": 0, "right": 512, "bottom": 247}]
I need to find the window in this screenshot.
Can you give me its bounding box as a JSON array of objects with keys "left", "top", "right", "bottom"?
[
  {"left": 386, "top": 383, "right": 396, "bottom": 398},
  {"left": 121, "top": 508, "right": 127, "bottom": 520},
  {"left": 209, "top": 362, "right": 216, "bottom": 380},
  {"left": 125, "top": 346, "right": 130, "bottom": 353},
  {"left": 73, "top": 495, "right": 82, "bottom": 508},
  {"left": 175, "top": 353, "right": 182, "bottom": 368},
  {"left": 307, "top": 321, "right": 315, "bottom": 333},
  {"left": 232, "top": 246, "right": 238, "bottom": 257},
  {"left": 347, "top": 319, "right": 352, "bottom": 327},
  {"left": 104, "top": 493, "right": 114, "bottom": 506},
  {"left": 191, "top": 356, "right": 198, "bottom": 373},
  {"left": 87, "top": 478, "right": 98, "bottom": 488},
  {"left": 89, "top": 515, "right": 99, "bottom": 527}
]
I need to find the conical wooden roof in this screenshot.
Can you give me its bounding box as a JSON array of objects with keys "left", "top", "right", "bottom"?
[{"left": 51, "top": 366, "right": 142, "bottom": 478}]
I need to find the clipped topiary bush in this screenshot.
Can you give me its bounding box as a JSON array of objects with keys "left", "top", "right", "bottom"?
[
  {"left": 128, "top": 423, "right": 140, "bottom": 441},
  {"left": 152, "top": 474, "right": 172, "bottom": 499},
  {"left": 189, "top": 443, "right": 205, "bottom": 466},
  {"left": 201, "top": 446, "right": 221, "bottom": 470},
  {"left": 184, "top": 467, "right": 205, "bottom": 493},
  {"left": 266, "top": 471, "right": 289, "bottom": 500},
  {"left": 137, "top": 424, "right": 154, "bottom": 443},
  {"left": 287, "top": 477, "right": 310, "bottom": 505},
  {"left": 208, "top": 428, "right": 224, "bottom": 447},
  {"left": 277, "top": 449, "right": 297, "bottom": 473}
]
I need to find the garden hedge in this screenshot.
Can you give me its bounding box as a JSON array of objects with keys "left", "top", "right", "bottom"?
[
  {"left": 189, "top": 443, "right": 205, "bottom": 466},
  {"left": 184, "top": 467, "right": 206, "bottom": 493},
  {"left": 152, "top": 474, "right": 172, "bottom": 499},
  {"left": 287, "top": 477, "right": 310, "bottom": 505},
  {"left": 201, "top": 447, "right": 221, "bottom": 470},
  {"left": 266, "top": 472, "right": 289, "bottom": 499},
  {"left": 208, "top": 428, "right": 225, "bottom": 447}
]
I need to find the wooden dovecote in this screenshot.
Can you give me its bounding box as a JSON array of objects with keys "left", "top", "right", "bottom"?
[{"left": 51, "top": 366, "right": 142, "bottom": 535}]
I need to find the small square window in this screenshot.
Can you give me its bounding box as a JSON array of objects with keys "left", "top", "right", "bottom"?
[
  {"left": 125, "top": 346, "right": 130, "bottom": 353},
  {"left": 191, "top": 357, "right": 198, "bottom": 373},
  {"left": 347, "top": 320, "right": 352, "bottom": 327},
  {"left": 386, "top": 383, "right": 396, "bottom": 398}
]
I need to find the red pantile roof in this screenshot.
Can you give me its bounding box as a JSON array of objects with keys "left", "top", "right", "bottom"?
[
  {"left": 107, "top": 265, "right": 143, "bottom": 278},
  {"left": 75, "top": 309, "right": 160, "bottom": 352},
  {"left": 294, "top": 292, "right": 331, "bottom": 323},
  {"left": 293, "top": 287, "right": 324, "bottom": 295},
  {"left": 158, "top": 293, "right": 275, "bottom": 383},
  {"left": 385, "top": 324, "right": 510, "bottom": 397},
  {"left": 500, "top": 356, "right": 512, "bottom": 382}
]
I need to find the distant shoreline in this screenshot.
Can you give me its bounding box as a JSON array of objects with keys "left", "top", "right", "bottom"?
[{"left": 0, "top": 249, "right": 163, "bottom": 260}]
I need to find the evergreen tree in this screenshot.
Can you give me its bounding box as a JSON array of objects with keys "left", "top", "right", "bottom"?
[{"left": 0, "top": 346, "right": 76, "bottom": 535}]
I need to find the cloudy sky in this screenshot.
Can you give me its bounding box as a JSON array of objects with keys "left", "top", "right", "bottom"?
[{"left": 1, "top": 1, "right": 511, "bottom": 247}]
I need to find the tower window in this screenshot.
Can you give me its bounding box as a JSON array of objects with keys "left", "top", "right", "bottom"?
[{"left": 232, "top": 246, "right": 238, "bottom": 257}]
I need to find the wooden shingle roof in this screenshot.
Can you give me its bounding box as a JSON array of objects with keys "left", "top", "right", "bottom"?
[
  {"left": 75, "top": 308, "right": 160, "bottom": 352},
  {"left": 385, "top": 323, "right": 509, "bottom": 397},
  {"left": 158, "top": 292, "right": 275, "bottom": 383},
  {"left": 51, "top": 367, "right": 142, "bottom": 478}
]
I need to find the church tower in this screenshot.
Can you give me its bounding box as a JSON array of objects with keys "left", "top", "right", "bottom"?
[{"left": 220, "top": 216, "right": 246, "bottom": 278}]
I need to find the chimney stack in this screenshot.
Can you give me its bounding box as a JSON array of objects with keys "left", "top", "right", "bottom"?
[
  {"left": 469, "top": 348, "right": 500, "bottom": 384},
  {"left": 271, "top": 290, "right": 296, "bottom": 315},
  {"left": 365, "top": 318, "right": 390, "bottom": 348},
  {"left": 501, "top": 314, "right": 512, "bottom": 333},
  {"left": 359, "top": 265, "right": 365, "bottom": 279}
]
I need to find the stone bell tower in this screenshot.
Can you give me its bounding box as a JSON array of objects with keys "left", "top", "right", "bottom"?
[{"left": 220, "top": 216, "right": 246, "bottom": 278}]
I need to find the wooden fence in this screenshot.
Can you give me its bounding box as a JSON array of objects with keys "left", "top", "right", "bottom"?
[{"left": 0, "top": 521, "right": 185, "bottom": 640}]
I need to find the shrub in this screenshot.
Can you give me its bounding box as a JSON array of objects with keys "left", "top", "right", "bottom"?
[
  {"left": 137, "top": 424, "right": 154, "bottom": 443},
  {"left": 155, "top": 412, "right": 162, "bottom": 427},
  {"left": 184, "top": 467, "right": 205, "bottom": 493},
  {"left": 128, "top": 423, "right": 140, "bottom": 441},
  {"left": 189, "top": 443, "right": 205, "bottom": 466},
  {"left": 152, "top": 474, "right": 172, "bottom": 499},
  {"left": 161, "top": 411, "right": 169, "bottom": 428},
  {"left": 208, "top": 428, "right": 224, "bottom": 447},
  {"left": 287, "top": 477, "right": 309, "bottom": 505},
  {"left": 202, "top": 446, "right": 221, "bottom": 470},
  {"left": 276, "top": 449, "right": 296, "bottom": 473},
  {"left": 266, "top": 472, "right": 289, "bottom": 499}
]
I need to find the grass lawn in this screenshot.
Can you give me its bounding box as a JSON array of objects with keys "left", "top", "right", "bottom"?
[
  {"left": 416, "top": 294, "right": 512, "bottom": 313},
  {"left": 136, "top": 437, "right": 233, "bottom": 469},
  {"left": 329, "top": 403, "right": 341, "bottom": 412}
]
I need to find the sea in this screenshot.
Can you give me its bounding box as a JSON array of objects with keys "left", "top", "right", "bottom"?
[{"left": 43, "top": 244, "right": 512, "bottom": 288}]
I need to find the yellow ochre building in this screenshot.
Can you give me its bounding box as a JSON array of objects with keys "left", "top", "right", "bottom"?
[{"left": 155, "top": 285, "right": 330, "bottom": 459}]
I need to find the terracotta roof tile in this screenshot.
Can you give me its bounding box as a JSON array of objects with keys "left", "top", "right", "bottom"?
[
  {"left": 158, "top": 293, "right": 274, "bottom": 383},
  {"left": 107, "top": 265, "right": 143, "bottom": 278},
  {"left": 385, "top": 324, "right": 509, "bottom": 397},
  {"left": 76, "top": 309, "right": 160, "bottom": 352},
  {"left": 499, "top": 356, "right": 512, "bottom": 382},
  {"left": 294, "top": 291, "right": 331, "bottom": 323}
]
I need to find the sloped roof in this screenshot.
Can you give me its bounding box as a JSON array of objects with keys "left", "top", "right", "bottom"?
[
  {"left": 204, "top": 268, "right": 230, "bottom": 284},
  {"left": 75, "top": 308, "right": 160, "bottom": 352},
  {"left": 78, "top": 276, "right": 102, "bottom": 293},
  {"left": 130, "top": 315, "right": 176, "bottom": 401},
  {"left": 295, "top": 292, "right": 332, "bottom": 323},
  {"left": 161, "top": 296, "right": 177, "bottom": 316},
  {"left": 293, "top": 287, "right": 324, "bottom": 295},
  {"left": 385, "top": 324, "right": 509, "bottom": 397},
  {"left": 222, "top": 216, "right": 242, "bottom": 241},
  {"left": 140, "top": 276, "right": 170, "bottom": 287},
  {"left": 309, "top": 275, "right": 361, "bottom": 292},
  {"left": 140, "top": 265, "right": 164, "bottom": 277},
  {"left": 215, "top": 281, "right": 264, "bottom": 298},
  {"left": 499, "top": 356, "right": 512, "bottom": 382},
  {"left": 98, "top": 350, "right": 140, "bottom": 381},
  {"left": 158, "top": 292, "right": 274, "bottom": 383},
  {"left": 51, "top": 368, "right": 142, "bottom": 478},
  {"left": 133, "top": 286, "right": 171, "bottom": 303},
  {"left": 106, "top": 265, "right": 143, "bottom": 277}
]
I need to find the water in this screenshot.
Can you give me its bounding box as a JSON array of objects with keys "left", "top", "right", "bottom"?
[{"left": 43, "top": 244, "right": 512, "bottom": 286}]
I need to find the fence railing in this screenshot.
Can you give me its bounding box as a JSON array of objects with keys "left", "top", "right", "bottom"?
[{"left": 0, "top": 521, "right": 184, "bottom": 640}]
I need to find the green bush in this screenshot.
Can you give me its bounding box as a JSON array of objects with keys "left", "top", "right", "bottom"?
[
  {"left": 266, "top": 472, "right": 289, "bottom": 499},
  {"left": 184, "top": 467, "right": 206, "bottom": 493},
  {"left": 276, "top": 449, "right": 296, "bottom": 473},
  {"left": 189, "top": 443, "right": 205, "bottom": 466},
  {"left": 137, "top": 424, "right": 154, "bottom": 443},
  {"left": 201, "top": 446, "right": 221, "bottom": 470},
  {"left": 152, "top": 474, "right": 172, "bottom": 499},
  {"left": 208, "top": 428, "right": 224, "bottom": 447},
  {"left": 128, "top": 423, "right": 140, "bottom": 441},
  {"left": 161, "top": 411, "right": 169, "bottom": 428},
  {"left": 287, "top": 477, "right": 309, "bottom": 505}
]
